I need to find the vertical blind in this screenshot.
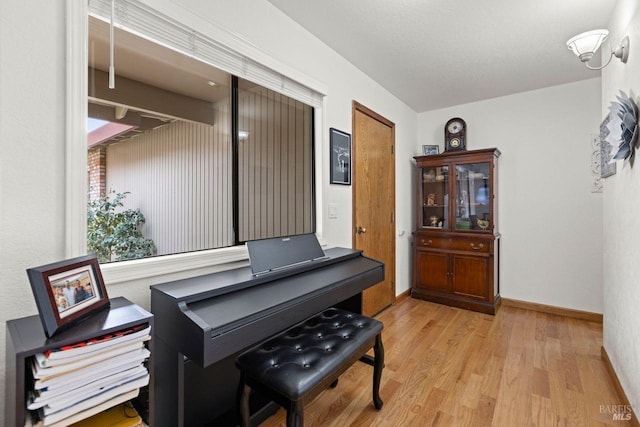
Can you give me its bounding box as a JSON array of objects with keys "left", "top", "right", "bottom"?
[
  {"left": 107, "top": 114, "right": 234, "bottom": 254},
  {"left": 237, "top": 83, "right": 314, "bottom": 242}
]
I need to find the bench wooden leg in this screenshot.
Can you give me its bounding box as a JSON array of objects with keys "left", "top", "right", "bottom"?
[
  {"left": 286, "top": 400, "right": 304, "bottom": 427},
  {"left": 372, "top": 333, "right": 384, "bottom": 409},
  {"left": 237, "top": 373, "right": 251, "bottom": 427}
]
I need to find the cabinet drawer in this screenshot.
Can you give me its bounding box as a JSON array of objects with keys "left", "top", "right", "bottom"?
[
  {"left": 415, "top": 236, "right": 490, "bottom": 253},
  {"left": 415, "top": 236, "right": 449, "bottom": 249},
  {"left": 450, "top": 238, "right": 490, "bottom": 253}
]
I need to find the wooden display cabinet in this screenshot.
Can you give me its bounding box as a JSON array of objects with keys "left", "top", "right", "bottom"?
[{"left": 412, "top": 148, "right": 500, "bottom": 314}]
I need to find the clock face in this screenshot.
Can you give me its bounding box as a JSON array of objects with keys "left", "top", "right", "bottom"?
[
  {"left": 447, "top": 121, "right": 464, "bottom": 134},
  {"left": 444, "top": 118, "right": 466, "bottom": 151}
]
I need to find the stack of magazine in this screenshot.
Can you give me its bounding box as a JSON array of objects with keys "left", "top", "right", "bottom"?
[{"left": 25, "top": 324, "right": 151, "bottom": 427}]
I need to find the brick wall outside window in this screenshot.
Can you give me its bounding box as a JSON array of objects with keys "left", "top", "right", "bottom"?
[{"left": 88, "top": 146, "right": 107, "bottom": 201}]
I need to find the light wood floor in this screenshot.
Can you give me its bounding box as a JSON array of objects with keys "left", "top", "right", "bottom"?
[{"left": 260, "top": 297, "right": 625, "bottom": 426}]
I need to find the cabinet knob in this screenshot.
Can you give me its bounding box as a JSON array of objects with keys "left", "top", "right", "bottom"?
[
  {"left": 470, "top": 243, "right": 484, "bottom": 250},
  {"left": 421, "top": 239, "right": 432, "bottom": 246}
]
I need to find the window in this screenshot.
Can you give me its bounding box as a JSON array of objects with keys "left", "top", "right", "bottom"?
[{"left": 86, "top": 12, "right": 315, "bottom": 263}]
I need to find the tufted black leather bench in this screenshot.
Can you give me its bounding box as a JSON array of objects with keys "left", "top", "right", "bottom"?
[{"left": 235, "top": 308, "right": 384, "bottom": 427}]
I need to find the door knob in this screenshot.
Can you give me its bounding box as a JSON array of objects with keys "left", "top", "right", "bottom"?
[{"left": 356, "top": 226, "right": 367, "bottom": 234}]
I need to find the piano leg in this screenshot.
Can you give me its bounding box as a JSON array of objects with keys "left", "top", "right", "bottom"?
[
  {"left": 152, "top": 336, "right": 185, "bottom": 427},
  {"left": 237, "top": 373, "right": 250, "bottom": 427}
]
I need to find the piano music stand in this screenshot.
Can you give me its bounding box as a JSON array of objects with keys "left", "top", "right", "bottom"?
[{"left": 247, "top": 234, "right": 326, "bottom": 276}]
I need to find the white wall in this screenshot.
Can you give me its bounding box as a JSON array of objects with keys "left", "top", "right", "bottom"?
[
  {"left": 417, "top": 78, "right": 603, "bottom": 313},
  {"left": 602, "top": 0, "right": 640, "bottom": 412},
  {"left": 0, "top": 0, "right": 416, "bottom": 410},
  {"left": 0, "top": 0, "right": 67, "bottom": 410}
]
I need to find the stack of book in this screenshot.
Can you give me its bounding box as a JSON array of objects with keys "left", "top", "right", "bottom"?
[{"left": 25, "top": 324, "right": 151, "bottom": 427}]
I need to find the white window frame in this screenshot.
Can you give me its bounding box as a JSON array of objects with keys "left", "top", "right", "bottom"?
[{"left": 66, "top": 0, "right": 327, "bottom": 285}]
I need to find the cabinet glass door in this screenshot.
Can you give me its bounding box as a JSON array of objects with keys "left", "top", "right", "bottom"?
[
  {"left": 421, "top": 165, "right": 448, "bottom": 229},
  {"left": 455, "top": 162, "right": 490, "bottom": 231}
]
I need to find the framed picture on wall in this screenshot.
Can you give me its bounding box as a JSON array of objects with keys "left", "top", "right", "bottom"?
[
  {"left": 27, "top": 254, "right": 110, "bottom": 337},
  {"left": 330, "top": 128, "right": 351, "bottom": 185}
]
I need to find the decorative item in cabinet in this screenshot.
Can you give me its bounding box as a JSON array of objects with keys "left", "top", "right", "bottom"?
[
  {"left": 420, "top": 165, "right": 448, "bottom": 229},
  {"left": 412, "top": 148, "right": 501, "bottom": 314}
]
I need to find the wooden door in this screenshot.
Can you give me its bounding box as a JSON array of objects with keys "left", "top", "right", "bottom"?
[{"left": 352, "top": 101, "right": 395, "bottom": 316}]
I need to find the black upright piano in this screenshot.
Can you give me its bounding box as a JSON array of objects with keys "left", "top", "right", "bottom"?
[{"left": 150, "top": 246, "right": 384, "bottom": 426}]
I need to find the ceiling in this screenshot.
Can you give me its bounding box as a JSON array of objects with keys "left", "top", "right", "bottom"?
[{"left": 266, "top": 0, "right": 617, "bottom": 112}]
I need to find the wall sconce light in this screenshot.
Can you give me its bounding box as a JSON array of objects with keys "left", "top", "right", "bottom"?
[{"left": 566, "top": 29, "right": 630, "bottom": 70}]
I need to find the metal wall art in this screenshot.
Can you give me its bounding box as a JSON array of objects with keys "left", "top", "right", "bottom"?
[
  {"left": 592, "top": 135, "right": 603, "bottom": 193},
  {"left": 604, "top": 91, "right": 638, "bottom": 165},
  {"left": 599, "top": 114, "right": 617, "bottom": 178}
]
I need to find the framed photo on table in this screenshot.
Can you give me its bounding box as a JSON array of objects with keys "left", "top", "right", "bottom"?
[
  {"left": 27, "top": 254, "right": 110, "bottom": 337},
  {"left": 330, "top": 128, "right": 351, "bottom": 185}
]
